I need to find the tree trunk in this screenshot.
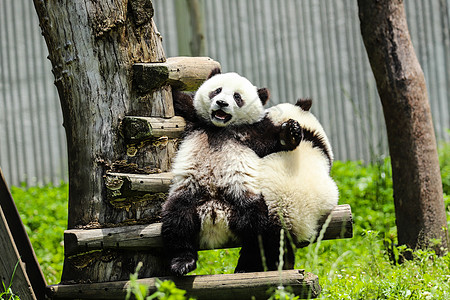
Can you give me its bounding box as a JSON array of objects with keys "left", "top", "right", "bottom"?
[
  {"left": 33, "top": 0, "right": 173, "bottom": 282},
  {"left": 186, "top": 0, "right": 205, "bottom": 56},
  {"left": 358, "top": 0, "right": 448, "bottom": 255}
]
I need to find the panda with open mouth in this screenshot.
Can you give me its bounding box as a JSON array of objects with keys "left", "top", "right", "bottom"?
[{"left": 161, "top": 68, "right": 303, "bottom": 276}]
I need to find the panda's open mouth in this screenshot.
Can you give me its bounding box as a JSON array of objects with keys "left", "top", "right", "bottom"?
[{"left": 211, "top": 109, "right": 232, "bottom": 124}]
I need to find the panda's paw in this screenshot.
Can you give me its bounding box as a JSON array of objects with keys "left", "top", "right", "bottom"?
[
  {"left": 280, "top": 119, "right": 302, "bottom": 150},
  {"left": 170, "top": 256, "right": 197, "bottom": 276}
]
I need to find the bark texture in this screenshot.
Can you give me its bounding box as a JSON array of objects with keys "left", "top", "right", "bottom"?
[
  {"left": 33, "top": 0, "right": 173, "bottom": 282},
  {"left": 358, "top": 0, "right": 448, "bottom": 254}
]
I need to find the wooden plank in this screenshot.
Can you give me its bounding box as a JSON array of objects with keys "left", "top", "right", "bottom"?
[
  {"left": 133, "top": 56, "right": 221, "bottom": 93},
  {"left": 64, "top": 205, "right": 352, "bottom": 256},
  {"left": 121, "top": 116, "right": 186, "bottom": 142},
  {"left": 0, "top": 206, "right": 36, "bottom": 299},
  {"left": 0, "top": 168, "right": 46, "bottom": 299},
  {"left": 47, "top": 269, "right": 320, "bottom": 299}
]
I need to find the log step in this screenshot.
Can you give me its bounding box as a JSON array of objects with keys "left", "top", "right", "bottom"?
[
  {"left": 121, "top": 116, "right": 186, "bottom": 142},
  {"left": 64, "top": 204, "right": 352, "bottom": 256},
  {"left": 46, "top": 269, "right": 321, "bottom": 299},
  {"left": 133, "top": 56, "right": 221, "bottom": 93},
  {"left": 105, "top": 172, "right": 173, "bottom": 194}
]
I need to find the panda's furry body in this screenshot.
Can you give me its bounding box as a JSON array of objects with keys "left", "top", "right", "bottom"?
[
  {"left": 257, "top": 100, "right": 339, "bottom": 269},
  {"left": 161, "top": 69, "right": 303, "bottom": 275}
]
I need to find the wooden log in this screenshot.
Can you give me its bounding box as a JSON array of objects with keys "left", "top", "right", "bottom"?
[
  {"left": 64, "top": 223, "right": 163, "bottom": 256},
  {"left": 121, "top": 116, "right": 186, "bottom": 142},
  {"left": 46, "top": 269, "right": 321, "bottom": 299},
  {"left": 103, "top": 171, "right": 355, "bottom": 238},
  {"left": 33, "top": 0, "right": 174, "bottom": 282},
  {"left": 1, "top": 206, "right": 37, "bottom": 300},
  {"left": 318, "top": 203, "right": 353, "bottom": 240},
  {"left": 133, "top": 56, "right": 221, "bottom": 93},
  {"left": 105, "top": 172, "right": 173, "bottom": 194},
  {"left": 64, "top": 204, "right": 352, "bottom": 256},
  {"left": 104, "top": 172, "right": 172, "bottom": 211},
  {"left": 0, "top": 168, "right": 47, "bottom": 299}
]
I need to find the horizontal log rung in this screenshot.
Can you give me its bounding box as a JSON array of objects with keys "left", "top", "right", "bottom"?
[
  {"left": 46, "top": 269, "right": 320, "bottom": 299},
  {"left": 133, "top": 56, "right": 221, "bottom": 93},
  {"left": 122, "top": 116, "right": 186, "bottom": 142},
  {"left": 105, "top": 172, "right": 173, "bottom": 194},
  {"left": 64, "top": 204, "right": 352, "bottom": 256}
]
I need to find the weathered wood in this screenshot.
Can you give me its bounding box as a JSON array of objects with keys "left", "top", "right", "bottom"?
[
  {"left": 104, "top": 172, "right": 171, "bottom": 212},
  {"left": 121, "top": 116, "right": 186, "bottom": 142},
  {"left": 32, "top": 0, "right": 174, "bottom": 282},
  {"left": 358, "top": 0, "right": 448, "bottom": 254},
  {"left": 105, "top": 172, "right": 173, "bottom": 194},
  {"left": 64, "top": 223, "right": 163, "bottom": 256},
  {"left": 64, "top": 204, "right": 352, "bottom": 256},
  {"left": 0, "top": 168, "right": 46, "bottom": 299},
  {"left": 0, "top": 206, "right": 36, "bottom": 300},
  {"left": 46, "top": 269, "right": 320, "bottom": 299},
  {"left": 133, "top": 56, "right": 221, "bottom": 93},
  {"left": 317, "top": 203, "right": 353, "bottom": 240},
  {"left": 106, "top": 172, "right": 173, "bottom": 193}
]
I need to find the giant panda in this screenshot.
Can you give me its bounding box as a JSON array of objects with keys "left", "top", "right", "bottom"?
[
  {"left": 257, "top": 99, "right": 339, "bottom": 270},
  {"left": 161, "top": 68, "right": 303, "bottom": 276}
]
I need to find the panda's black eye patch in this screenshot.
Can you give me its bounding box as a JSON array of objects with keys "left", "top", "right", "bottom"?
[
  {"left": 209, "top": 87, "right": 222, "bottom": 99},
  {"left": 234, "top": 92, "right": 244, "bottom": 107}
]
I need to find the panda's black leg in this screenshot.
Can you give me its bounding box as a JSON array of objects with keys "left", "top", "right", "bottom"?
[
  {"left": 235, "top": 230, "right": 296, "bottom": 273},
  {"left": 283, "top": 242, "right": 296, "bottom": 269},
  {"left": 260, "top": 228, "right": 281, "bottom": 271},
  {"left": 262, "top": 225, "right": 296, "bottom": 271},
  {"left": 161, "top": 188, "right": 201, "bottom": 276},
  {"left": 235, "top": 237, "right": 264, "bottom": 273},
  {"left": 227, "top": 192, "right": 269, "bottom": 273}
]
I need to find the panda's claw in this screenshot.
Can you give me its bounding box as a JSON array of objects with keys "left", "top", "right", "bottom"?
[
  {"left": 170, "top": 256, "right": 197, "bottom": 276},
  {"left": 280, "top": 119, "right": 302, "bottom": 150}
]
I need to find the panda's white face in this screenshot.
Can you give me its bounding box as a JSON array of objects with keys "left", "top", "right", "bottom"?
[{"left": 194, "top": 72, "right": 265, "bottom": 127}]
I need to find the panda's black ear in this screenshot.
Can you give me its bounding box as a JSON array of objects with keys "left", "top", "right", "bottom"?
[
  {"left": 207, "top": 68, "right": 221, "bottom": 79},
  {"left": 257, "top": 88, "right": 270, "bottom": 105},
  {"left": 295, "top": 98, "right": 312, "bottom": 111}
]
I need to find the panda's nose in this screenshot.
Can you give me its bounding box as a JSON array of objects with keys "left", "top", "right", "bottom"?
[{"left": 216, "top": 100, "right": 229, "bottom": 108}]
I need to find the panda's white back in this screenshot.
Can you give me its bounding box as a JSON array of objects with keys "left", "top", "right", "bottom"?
[{"left": 258, "top": 103, "right": 339, "bottom": 242}]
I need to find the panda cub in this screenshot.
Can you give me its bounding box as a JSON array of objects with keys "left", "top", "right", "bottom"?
[
  {"left": 258, "top": 99, "right": 339, "bottom": 270},
  {"left": 161, "top": 68, "right": 302, "bottom": 276}
]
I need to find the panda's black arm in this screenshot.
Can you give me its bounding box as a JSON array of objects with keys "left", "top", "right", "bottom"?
[
  {"left": 242, "top": 117, "right": 302, "bottom": 158},
  {"left": 172, "top": 90, "right": 199, "bottom": 123}
]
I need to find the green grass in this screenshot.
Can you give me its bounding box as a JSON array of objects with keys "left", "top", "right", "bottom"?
[
  {"left": 10, "top": 144, "right": 450, "bottom": 298},
  {"left": 299, "top": 156, "right": 450, "bottom": 299},
  {"left": 11, "top": 182, "right": 68, "bottom": 285},
  {"left": 1, "top": 259, "right": 21, "bottom": 299}
]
